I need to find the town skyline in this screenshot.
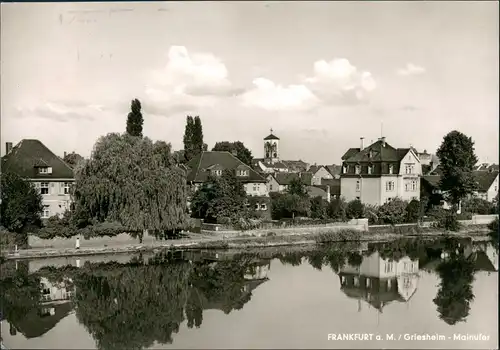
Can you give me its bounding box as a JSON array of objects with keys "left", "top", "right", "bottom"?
[{"left": 1, "top": 1, "right": 498, "bottom": 164}]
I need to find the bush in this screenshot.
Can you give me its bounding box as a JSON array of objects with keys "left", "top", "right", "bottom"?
[
  {"left": 378, "top": 198, "right": 408, "bottom": 225},
  {"left": 0, "top": 229, "right": 24, "bottom": 250},
  {"left": 310, "top": 196, "right": 328, "bottom": 219},
  {"left": 405, "top": 199, "right": 421, "bottom": 223},
  {"left": 346, "top": 199, "right": 365, "bottom": 219},
  {"left": 461, "top": 197, "right": 495, "bottom": 215},
  {"left": 363, "top": 204, "right": 380, "bottom": 225},
  {"left": 488, "top": 217, "right": 498, "bottom": 239},
  {"left": 433, "top": 212, "right": 462, "bottom": 232},
  {"left": 327, "top": 198, "right": 348, "bottom": 222}
]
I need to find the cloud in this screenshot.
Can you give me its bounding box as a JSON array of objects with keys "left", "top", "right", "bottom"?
[
  {"left": 144, "top": 46, "right": 239, "bottom": 115},
  {"left": 397, "top": 63, "right": 426, "bottom": 76},
  {"left": 240, "top": 78, "right": 319, "bottom": 111},
  {"left": 241, "top": 58, "right": 376, "bottom": 111},
  {"left": 14, "top": 102, "right": 103, "bottom": 122}
]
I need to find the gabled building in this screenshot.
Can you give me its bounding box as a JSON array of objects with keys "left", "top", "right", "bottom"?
[
  {"left": 472, "top": 171, "right": 498, "bottom": 202},
  {"left": 309, "top": 164, "right": 341, "bottom": 185},
  {"left": 1, "top": 140, "right": 75, "bottom": 218},
  {"left": 186, "top": 151, "right": 269, "bottom": 197},
  {"left": 266, "top": 172, "right": 313, "bottom": 193},
  {"left": 340, "top": 137, "right": 422, "bottom": 206}
]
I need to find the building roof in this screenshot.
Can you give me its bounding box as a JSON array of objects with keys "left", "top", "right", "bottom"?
[
  {"left": 342, "top": 139, "right": 413, "bottom": 164},
  {"left": 325, "top": 165, "right": 342, "bottom": 176},
  {"left": 281, "top": 160, "right": 308, "bottom": 172},
  {"left": 320, "top": 178, "right": 341, "bottom": 195},
  {"left": 186, "top": 151, "right": 266, "bottom": 183},
  {"left": 263, "top": 133, "right": 280, "bottom": 141},
  {"left": 1, "top": 139, "right": 74, "bottom": 179},
  {"left": 307, "top": 185, "right": 327, "bottom": 199},
  {"left": 422, "top": 171, "right": 498, "bottom": 192},
  {"left": 273, "top": 172, "right": 313, "bottom": 185},
  {"left": 473, "top": 171, "right": 498, "bottom": 192}
]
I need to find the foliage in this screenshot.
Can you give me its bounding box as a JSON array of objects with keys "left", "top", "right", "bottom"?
[
  {"left": 73, "top": 133, "right": 189, "bottom": 236},
  {"left": 315, "top": 230, "right": 362, "bottom": 244},
  {"left": 182, "top": 116, "right": 204, "bottom": 163},
  {"left": 212, "top": 141, "right": 253, "bottom": 165},
  {"left": 327, "top": 197, "right": 348, "bottom": 222},
  {"left": 63, "top": 151, "right": 84, "bottom": 168},
  {"left": 377, "top": 198, "right": 408, "bottom": 225},
  {"left": 270, "top": 192, "right": 311, "bottom": 220},
  {"left": 434, "top": 253, "right": 476, "bottom": 325},
  {"left": 345, "top": 199, "right": 365, "bottom": 219},
  {"left": 488, "top": 217, "right": 498, "bottom": 240},
  {"left": 0, "top": 171, "right": 43, "bottom": 238},
  {"left": 405, "top": 199, "right": 421, "bottom": 223},
  {"left": 461, "top": 197, "right": 495, "bottom": 215},
  {"left": 363, "top": 204, "right": 380, "bottom": 225},
  {"left": 287, "top": 177, "right": 309, "bottom": 197},
  {"left": 0, "top": 229, "right": 20, "bottom": 250},
  {"left": 436, "top": 131, "right": 478, "bottom": 209},
  {"left": 310, "top": 196, "right": 328, "bottom": 219},
  {"left": 432, "top": 211, "right": 462, "bottom": 232},
  {"left": 125, "top": 99, "right": 144, "bottom": 137},
  {"left": 190, "top": 170, "right": 248, "bottom": 224}
]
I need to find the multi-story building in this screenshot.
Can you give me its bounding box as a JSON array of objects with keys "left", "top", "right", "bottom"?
[
  {"left": 340, "top": 137, "right": 422, "bottom": 206},
  {"left": 1, "top": 140, "right": 75, "bottom": 219}
]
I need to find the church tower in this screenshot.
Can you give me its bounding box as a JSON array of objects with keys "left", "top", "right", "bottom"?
[{"left": 263, "top": 128, "right": 280, "bottom": 164}]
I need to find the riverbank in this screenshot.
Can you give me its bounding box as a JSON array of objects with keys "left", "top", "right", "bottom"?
[{"left": 2, "top": 225, "right": 493, "bottom": 260}]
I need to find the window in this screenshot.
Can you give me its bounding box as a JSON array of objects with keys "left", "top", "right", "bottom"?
[
  {"left": 388, "top": 165, "right": 394, "bottom": 174},
  {"left": 260, "top": 203, "right": 267, "bottom": 211},
  {"left": 342, "top": 165, "right": 347, "bottom": 174},
  {"left": 367, "top": 165, "right": 373, "bottom": 174},
  {"left": 252, "top": 184, "right": 259, "bottom": 192},
  {"left": 39, "top": 167, "right": 49, "bottom": 174},
  {"left": 405, "top": 164, "right": 414, "bottom": 174},
  {"left": 42, "top": 205, "right": 50, "bottom": 218},
  {"left": 269, "top": 184, "right": 273, "bottom": 191},
  {"left": 384, "top": 262, "right": 393, "bottom": 273},
  {"left": 213, "top": 170, "right": 222, "bottom": 176},
  {"left": 63, "top": 182, "right": 71, "bottom": 195},
  {"left": 404, "top": 182, "right": 410, "bottom": 192},
  {"left": 40, "top": 182, "right": 49, "bottom": 195},
  {"left": 411, "top": 180, "right": 417, "bottom": 191},
  {"left": 237, "top": 170, "right": 248, "bottom": 177},
  {"left": 356, "top": 180, "right": 360, "bottom": 192},
  {"left": 355, "top": 165, "right": 361, "bottom": 174},
  {"left": 254, "top": 203, "right": 260, "bottom": 210},
  {"left": 386, "top": 181, "right": 395, "bottom": 191}
]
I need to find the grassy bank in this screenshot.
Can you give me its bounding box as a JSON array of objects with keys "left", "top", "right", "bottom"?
[{"left": 2, "top": 226, "right": 493, "bottom": 261}]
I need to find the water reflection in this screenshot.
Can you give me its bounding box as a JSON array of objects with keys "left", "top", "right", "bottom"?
[{"left": 0, "top": 237, "right": 497, "bottom": 349}]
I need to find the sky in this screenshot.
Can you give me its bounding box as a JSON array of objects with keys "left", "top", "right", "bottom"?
[{"left": 1, "top": 1, "right": 498, "bottom": 164}]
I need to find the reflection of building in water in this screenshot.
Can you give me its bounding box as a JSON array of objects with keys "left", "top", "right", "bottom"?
[
  {"left": 439, "top": 242, "right": 498, "bottom": 272},
  {"left": 40, "top": 277, "right": 75, "bottom": 303},
  {"left": 338, "top": 252, "right": 419, "bottom": 312}
]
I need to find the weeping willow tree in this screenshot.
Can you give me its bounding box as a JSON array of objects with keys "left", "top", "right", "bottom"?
[
  {"left": 73, "top": 133, "right": 189, "bottom": 239},
  {"left": 73, "top": 260, "right": 192, "bottom": 350}
]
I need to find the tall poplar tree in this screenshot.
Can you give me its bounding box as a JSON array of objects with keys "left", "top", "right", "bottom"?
[{"left": 126, "top": 99, "right": 144, "bottom": 137}]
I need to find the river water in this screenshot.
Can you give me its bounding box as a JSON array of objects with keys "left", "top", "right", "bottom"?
[{"left": 1, "top": 237, "right": 498, "bottom": 349}]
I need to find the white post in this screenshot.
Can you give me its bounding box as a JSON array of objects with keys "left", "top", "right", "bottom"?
[{"left": 75, "top": 237, "right": 80, "bottom": 249}]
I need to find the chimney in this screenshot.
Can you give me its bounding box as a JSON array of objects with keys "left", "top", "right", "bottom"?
[
  {"left": 381, "top": 137, "right": 386, "bottom": 147},
  {"left": 5, "top": 142, "right": 12, "bottom": 155},
  {"left": 360, "top": 137, "right": 365, "bottom": 151},
  {"left": 326, "top": 185, "right": 331, "bottom": 203}
]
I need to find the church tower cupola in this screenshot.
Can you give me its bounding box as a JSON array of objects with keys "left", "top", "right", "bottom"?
[{"left": 264, "top": 128, "right": 280, "bottom": 164}]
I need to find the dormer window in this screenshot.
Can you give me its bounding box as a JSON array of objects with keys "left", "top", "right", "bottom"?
[
  {"left": 342, "top": 165, "right": 347, "bottom": 174},
  {"left": 388, "top": 164, "right": 394, "bottom": 175},
  {"left": 369, "top": 149, "right": 373, "bottom": 158},
  {"left": 367, "top": 165, "right": 373, "bottom": 175},
  {"left": 39, "top": 167, "right": 52, "bottom": 174},
  {"left": 355, "top": 165, "right": 361, "bottom": 175},
  {"left": 237, "top": 169, "right": 249, "bottom": 177},
  {"left": 213, "top": 170, "right": 222, "bottom": 176}
]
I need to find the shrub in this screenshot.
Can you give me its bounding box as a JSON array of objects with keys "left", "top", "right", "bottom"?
[
  {"left": 488, "top": 217, "right": 498, "bottom": 239},
  {"left": 378, "top": 198, "right": 408, "bottom": 225},
  {"left": 461, "top": 197, "right": 495, "bottom": 215},
  {"left": 310, "top": 196, "right": 328, "bottom": 219},
  {"left": 433, "top": 212, "right": 462, "bottom": 232},
  {"left": 346, "top": 199, "right": 365, "bottom": 219},
  {"left": 327, "top": 198, "right": 348, "bottom": 222},
  {"left": 363, "top": 204, "right": 380, "bottom": 225},
  {"left": 405, "top": 199, "right": 421, "bottom": 223},
  {"left": 0, "top": 229, "right": 22, "bottom": 250}
]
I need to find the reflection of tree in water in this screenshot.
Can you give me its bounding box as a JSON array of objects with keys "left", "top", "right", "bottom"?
[
  {"left": 433, "top": 241, "right": 476, "bottom": 326},
  {"left": 73, "top": 260, "right": 191, "bottom": 350},
  {"left": 185, "top": 257, "right": 259, "bottom": 329},
  {"left": 0, "top": 261, "right": 41, "bottom": 336},
  {"left": 278, "top": 251, "right": 304, "bottom": 266}
]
